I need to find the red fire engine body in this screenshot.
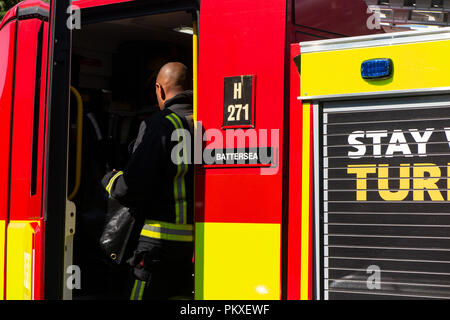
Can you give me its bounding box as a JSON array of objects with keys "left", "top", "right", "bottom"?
[{"left": 0, "top": 0, "right": 378, "bottom": 300}]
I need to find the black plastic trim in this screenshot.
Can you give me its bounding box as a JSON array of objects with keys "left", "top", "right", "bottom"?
[
  {"left": 30, "top": 22, "right": 44, "bottom": 196},
  {"left": 80, "top": 0, "right": 199, "bottom": 25},
  {"left": 43, "top": 0, "right": 72, "bottom": 300},
  {"left": 17, "top": 6, "right": 49, "bottom": 20}
]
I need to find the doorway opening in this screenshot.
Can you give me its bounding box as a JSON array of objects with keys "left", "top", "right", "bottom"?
[{"left": 68, "top": 10, "right": 195, "bottom": 299}]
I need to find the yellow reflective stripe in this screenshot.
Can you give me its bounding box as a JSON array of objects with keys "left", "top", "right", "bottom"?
[
  {"left": 141, "top": 220, "right": 193, "bottom": 242},
  {"left": 170, "top": 112, "right": 184, "bottom": 135},
  {"left": 170, "top": 113, "right": 188, "bottom": 225},
  {"left": 130, "top": 280, "right": 138, "bottom": 300},
  {"left": 144, "top": 220, "right": 193, "bottom": 231},
  {"left": 166, "top": 114, "right": 181, "bottom": 224},
  {"left": 130, "top": 280, "right": 146, "bottom": 300},
  {"left": 166, "top": 113, "right": 186, "bottom": 224},
  {"left": 137, "top": 281, "right": 146, "bottom": 300},
  {"left": 106, "top": 171, "right": 124, "bottom": 195},
  {"left": 140, "top": 229, "right": 193, "bottom": 242}
]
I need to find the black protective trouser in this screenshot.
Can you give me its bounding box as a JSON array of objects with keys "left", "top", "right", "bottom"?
[{"left": 128, "top": 240, "right": 194, "bottom": 300}]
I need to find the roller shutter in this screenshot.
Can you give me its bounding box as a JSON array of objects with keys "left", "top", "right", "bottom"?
[{"left": 320, "top": 95, "right": 450, "bottom": 300}]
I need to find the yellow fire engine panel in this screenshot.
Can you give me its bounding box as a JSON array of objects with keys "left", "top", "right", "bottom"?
[
  {"left": 300, "top": 30, "right": 450, "bottom": 98},
  {"left": 6, "top": 221, "right": 38, "bottom": 300},
  {"left": 0, "top": 220, "right": 4, "bottom": 300},
  {"left": 300, "top": 27, "right": 450, "bottom": 300},
  {"left": 195, "top": 222, "right": 281, "bottom": 300}
]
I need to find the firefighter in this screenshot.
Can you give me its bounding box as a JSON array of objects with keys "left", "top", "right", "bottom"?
[{"left": 101, "top": 62, "right": 194, "bottom": 300}]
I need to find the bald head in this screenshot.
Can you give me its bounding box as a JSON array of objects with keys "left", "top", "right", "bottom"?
[{"left": 155, "top": 62, "right": 189, "bottom": 109}]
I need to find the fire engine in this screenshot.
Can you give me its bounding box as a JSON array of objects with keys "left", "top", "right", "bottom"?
[{"left": 2, "top": 0, "right": 448, "bottom": 300}]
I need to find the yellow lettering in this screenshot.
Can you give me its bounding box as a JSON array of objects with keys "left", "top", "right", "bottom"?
[
  {"left": 378, "top": 164, "right": 410, "bottom": 201},
  {"left": 448, "top": 163, "right": 450, "bottom": 201},
  {"left": 413, "top": 163, "right": 444, "bottom": 201},
  {"left": 347, "top": 165, "right": 377, "bottom": 201}
]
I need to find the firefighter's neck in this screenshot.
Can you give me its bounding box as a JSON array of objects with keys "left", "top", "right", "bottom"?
[{"left": 161, "top": 88, "right": 184, "bottom": 109}]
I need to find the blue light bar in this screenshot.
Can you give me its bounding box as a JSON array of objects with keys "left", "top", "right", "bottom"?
[{"left": 361, "top": 59, "right": 393, "bottom": 80}]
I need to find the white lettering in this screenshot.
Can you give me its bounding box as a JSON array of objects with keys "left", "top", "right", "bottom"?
[
  {"left": 234, "top": 82, "right": 242, "bottom": 99},
  {"left": 349, "top": 128, "right": 433, "bottom": 158},
  {"left": 409, "top": 128, "right": 433, "bottom": 157},
  {"left": 444, "top": 127, "right": 450, "bottom": 148},
  {"left": 366, "top": 130, "right": 388, "bottom": 158},
  {"left": 66, "top": 5, "right": 81, "bottom": 30},
  {"left": 66, "top": 265, "right": 81, "bottom": 290},
  {"left": 366, "top": 5, "right": 381, "bottom": 30},
  {"left": 385, "top": 130, "right": 412, "bottom": 158},
  {"left": 367, "top": 265, "right": 381, "bottom": 290},
  {"left": 348, "top": 131, "right": 366, "bottom": 159},
  {"left": 180, "top": 304, "right": 215, "bottom": 318}
]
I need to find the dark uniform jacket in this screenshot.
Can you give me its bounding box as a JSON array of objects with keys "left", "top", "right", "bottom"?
[{"left": 101, "top": 90, "right": 194, "bottom": 281}]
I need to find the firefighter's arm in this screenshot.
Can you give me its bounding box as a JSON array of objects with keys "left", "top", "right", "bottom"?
[
  {"left": 100, "top": 120, "right": 147, "bottom": 201},
  {"left": 101, "top": 119, "right": 166, "bottom": 206},
  {"left": 132, "top": 120, "right": 147, "bottom": 153},
  {"left": 101, "top": 170, "right": 128, "bottom": 200}
]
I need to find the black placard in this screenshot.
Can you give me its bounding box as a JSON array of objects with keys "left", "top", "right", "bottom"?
[
  {"left": 203, "top": 147, "right": 276, "bottom": 168},
  {"left": 222, "top": 75, "right": 255, "bottom": 129}
]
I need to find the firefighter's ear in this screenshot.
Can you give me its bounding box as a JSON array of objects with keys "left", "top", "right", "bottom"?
[
  {"left": 155, "top": 82, "right": 166, "bottom": 109},
  {"left": 160, "top": 86, "right": 166, "bottom": 101},
  {"left": 156, "top": 82, "right": 165, "bottom": 100}
]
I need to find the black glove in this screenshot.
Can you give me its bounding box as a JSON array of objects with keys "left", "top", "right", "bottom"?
[{"left": 101, "top": 170, "right": 117, "bottom": 192}]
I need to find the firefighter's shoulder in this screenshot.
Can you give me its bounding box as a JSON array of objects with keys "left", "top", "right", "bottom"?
[
  {"left": 138, "top": 109, "right": 171, "bottom": 135},
  {"left": 161, "top": 109, "right": 188, "bottom": 131},
  {"left": 147, "top": 108, "right": 187, "bottom": 133},
  {"left": 138, "top": 109, "right": 185, "bottom": 143}
]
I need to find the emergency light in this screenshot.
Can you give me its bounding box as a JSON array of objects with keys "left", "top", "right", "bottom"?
[{"left": 361, "top": 58, "right": 393, "bottom": 80}]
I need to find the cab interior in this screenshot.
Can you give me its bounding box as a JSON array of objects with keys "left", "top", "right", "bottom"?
[{"left": 68, "top": 11, "right": 195, "bottom": 299}]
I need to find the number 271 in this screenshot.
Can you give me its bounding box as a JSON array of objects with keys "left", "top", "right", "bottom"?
[{"left": 227, "top": 104, "right": 249, "bottom": 122}]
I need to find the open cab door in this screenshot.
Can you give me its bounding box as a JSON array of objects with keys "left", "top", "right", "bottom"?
[
  {"left": 44, "top": 0, "right": 74, "bottom": 300},
  {"left": 47, "top": 0, "right": 200, "bottom": 300},
  {"left": 0, "top": 0, "right": 72, "bottom": 300},
  {"left": 1, "top": 0, "right": 199, "bottom": 300}
]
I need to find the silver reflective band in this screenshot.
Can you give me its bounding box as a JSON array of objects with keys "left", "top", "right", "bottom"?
[
  {"left": 142, "top": 224, "right": 193, "bottom": 236},
  {"left": 140, "top": 221, "right": 194, "bottom": 242},
  {"left": 300, "top": 27, "right": 450, "bottom": 54}
]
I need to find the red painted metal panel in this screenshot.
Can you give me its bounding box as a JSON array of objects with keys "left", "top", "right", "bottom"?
[
  {"left": 202, "top": 173, "right": 283, "bottom": 224},
  {"left": 18, "top": 0, "right": 49, "bottom": 10},
  {"left": 0, "top": 19, "right": 16, "bottom": 301},
  {"left": 0, "top": 6, "right": 18, "bottom": 32},
  {"left": 294, "top": 0, "right": 382, "bottom": 37},
  {"left": 287, "top": 43, "right": 302, "bottom": 300},
  {"left": 15, "top": 0, "right": 130, "bottom": 11},
  {"left": 34, "top": 21, "right": 49, "bottom": 300},
  {"left": 32, "top": 219, "right": 44, "bottom": 299},
  {"left": 0, "top": 21, "right": 16, "bottom": 222},
  {"left": 197, "top": 0, "right": 287, "bottom": 224},
  {"left": 9, "top": 19, "right": 46, "bottom": 221}
]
